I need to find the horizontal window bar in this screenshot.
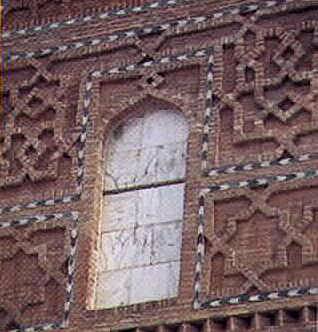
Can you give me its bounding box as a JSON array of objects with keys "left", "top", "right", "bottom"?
[{"left": 103, "top": 178, "right": 185, "bottom": 195}]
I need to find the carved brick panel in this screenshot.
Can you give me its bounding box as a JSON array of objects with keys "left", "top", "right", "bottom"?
[
  {"left": 201, "top": 177, "right": 318, "bottom": 302},
  {"left": 206, "top": 6, "right": 318, "bottom": 170},
  {"left": 0, "top": 59, "right": 80, "bottom": 207},
  {"left": 0, "top": 216, "right": 77, "bottom": 331}
]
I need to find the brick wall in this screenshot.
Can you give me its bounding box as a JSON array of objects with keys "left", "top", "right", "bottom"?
[{"left": 1, "top": 0, "right": 318, "bottom": 331}]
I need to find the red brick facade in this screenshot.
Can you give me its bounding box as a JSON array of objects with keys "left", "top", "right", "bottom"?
[{"left": 1, "top": 0, "right": 318, "bottom": 331}]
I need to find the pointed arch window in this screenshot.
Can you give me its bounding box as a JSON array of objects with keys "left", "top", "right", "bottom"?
[{"left": 95, "top": 107, "right": 189, "bottom": 308}]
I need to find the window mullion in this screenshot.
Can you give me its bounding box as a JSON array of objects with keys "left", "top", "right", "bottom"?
[{"left": 103, "top": 177, "right": 185, "bottom": 196}]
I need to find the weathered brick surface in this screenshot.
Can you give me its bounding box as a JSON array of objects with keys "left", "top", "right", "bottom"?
[{"left": 1, "top": 0, "right": 318, "bottom": 331}]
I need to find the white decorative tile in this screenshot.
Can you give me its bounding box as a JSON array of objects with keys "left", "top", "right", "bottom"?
[
  {"left": 151, "top": 220, "right": 183, "bottom": 263},
  {"left": 159, "top": 184, "right": 185, "bottom": 222},
  {"left": 137, "top": 187, "right": 161, "bottom": 225},
  {"left": 100, "top": 227, "right": 152, "bottom": 271},
  {"left": 102, "top": 192, "right": 137, "bottom": 232},
  {"left": 141, "top": 111, "right": 189, "bottom": 148},
  {"left": 130, "top": 261, "right": 180, "bottom": 304},
  {"left": 104, "top": 148, "right": 140, "bottom": 189},
  {"left": 95, "top": 269, "right": 131, "bottom": 308},
  {"left": 110, "top": 116, "right": 143, "bottom": 152},
  {"left": 104, "top": 110, "right": 189, "bottom": 190},
  {"left": 155, "top": 142, "right": 187, "bottom": 181},
  {"left": 137, "top": 184, "right": 185, "bottom": 225}
]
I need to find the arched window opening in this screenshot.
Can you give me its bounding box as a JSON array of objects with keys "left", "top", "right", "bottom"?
[{"left": 95, "top": 109, "right": 189, "bottom": 308}]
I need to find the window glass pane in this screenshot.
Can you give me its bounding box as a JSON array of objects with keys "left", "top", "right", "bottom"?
[
  {"left": 96, "top": 110, "right": 188, "bottom": 308},
  {"left": 105, "top": 110, "right": 188, "bottom": 190}
]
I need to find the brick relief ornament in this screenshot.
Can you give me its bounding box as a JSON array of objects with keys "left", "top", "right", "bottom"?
[
  {"left": 4, "top": 0, "right": 68, "bottom": 29},
  {"left": 205, "top": 180, "right": 318, "bottom": 297},
  {"left": 192, "top": 3, "right": 318, "bottom": 309},
  {"left": 0, "top": 213, "right": 78, "bottom": 331},
  {"left": 205, "top": 7, "right": 318, "bottom": 171},
  {"left": 0, "top": 59, "right": 80, "bottom": 207},
  {"left": 195, "top": 171, "right": 318, "bottom": 309}
]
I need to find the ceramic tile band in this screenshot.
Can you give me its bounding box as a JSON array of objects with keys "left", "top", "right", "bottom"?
[
  {"left": 0, "top": 211, "right": 79, "bottom": 332},
  {"left": 87, "top": 47, "right": 209, "bottom": 80},
  {"left": 205, "top": 168, "right": 318, "bottom": 193},
  {"left": 207, "top": 152, "right": 318, "bottom": 178},
  {"left": 193, "top": 191, "right": 206, "bottom": 309},
  {"left": 3, "top": 0, "right": 197, "bottom": 40},
  {"left": 4, "top": 0, "right": 293, "bottom": 63},
  {"left": 201, "top": 287, "right": 318, "bottom": 309},
  {"left": 193, "top": 167, "right": 318, "bottom": 309},
  {"left": 194, "top": 50, "right": 214, "bottom": 308},
  {"left": 0, "top": 195, "right": 80, "bottom": 216},
  {"left": 201, "top": 52, "right": 214, "bottom": 172}
]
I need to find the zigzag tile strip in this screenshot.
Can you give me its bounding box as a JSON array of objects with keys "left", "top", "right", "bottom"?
[
  {"left": 193, "top": 192, "right": 206, "bottom": 309},
  {"left": 8, "top": 322, "right": 62, "bottom": 332},
  {"left": 194, "top": 167, "right": 318, "bottom": 309},
  {"left": 3, "top": 0, "right": 197, "bottom": 40},
  {"left": 201, "top": 287, "right": 318, "bottom": 309},
  {"left": 201, "top": 52, "right": 214, "bottom": 172},
  {"left": 4, "top": 0, "right": 292, "bottom": 62},
  {"left": 87, "top": 47, "right": 210, "bottom": 80},
  {"left": 4, "top": 18, "right": 218, "bottom": 63},
  {"left": 194, "top": 49, "right": 213, "bottom": 305},
  {"left": 207, "top": 152, "right": 318, "bottom": 177},
  {"left": 63, "top": 217, "right": 78, "bottom": 328},
  {"left": 0, "top": 211, "right": 79, "bottom": 332},
  {"left": 205, "top": 168, "right": 318, "bottom": 193},
  {"left": 0, "top": 195, "right": 80, "bottom": 216},
  {"left": 76, "top": 101, "right": 90, "bottom": 194}
]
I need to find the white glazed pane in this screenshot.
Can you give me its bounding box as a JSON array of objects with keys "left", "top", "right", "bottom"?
[
  {"left": 102, "top": 184, "right": 184, "bottom": 230},
  {"left": 105, "top": 144, "right": 187, "bottom": 190},
  {"left": 95, "top": 269, "right": 132, "bottom": 308},
  {"left": 159, "top": 184, "right": 185, "bottom": 222},
  {"left": 100, "top": 227, "right": 152, "bottom": 271},
  {"left": 136, "top": 187, "right": 161, "bottom": 226},
  {"left": 136, "top": 145, "right": 158, "bottom": 185},
  {"left": 141, "top": 111, "right": 189, "bottom": 148},
  {"left": 156, "top": 142, "right": 187, "bottom": 181},
  {"left": 136, "top": 185, "right": 184, "bottom": 226},
  {"left": 166, "top": 261, "right": 181, "bottom": 297},
  {"left": 110, "top": 116, "right": 144, "bottom": 153},
  {"left": 102, "top": 192, "right": 137, "bottom": 232},
  {"left": 151, "top": 220, "right": 183, "bottom": 264},
  {"left": 104, "top": 110, "right": 189, "bottom": 190},
  {"left": 104, "top": 148, "right": 140, "bottom": 190},
  {"left": 130, "top": 261, "right": 180, "bottom": 304}
]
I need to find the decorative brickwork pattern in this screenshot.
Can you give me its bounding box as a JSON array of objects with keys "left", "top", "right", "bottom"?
[
  {"left": 0, "top": 59, "right": 89, "bottom": 215},
  {"left": 3, "top": 0, "right": 197, "bottom": 39},
  {"left": 0, "top": 212, "right": 78, "bottom": 332},
  {"left": 1, "top": 59, "right": 79, "bottom": 188},
  {"left": 194, "top": 0, "right": 318, "bottom": 310},
  {"left": 195, "top": 174, "right": 318, "bottom": 309},
  {"left": 203, "top": 18, "right": 318, "bottom": 173},
  {"left": 4, "top": 0, "right": 299, "bottom": 63}
]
